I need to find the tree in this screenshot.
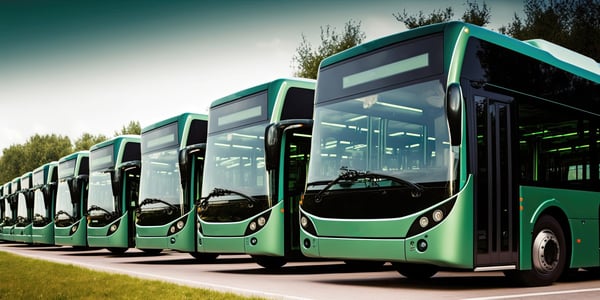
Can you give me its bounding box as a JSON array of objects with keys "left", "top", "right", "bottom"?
[
  {"left": 500, "top": 0, "right": 600, "bottom": 61},
  {"left": 394, "top": 1, "right": 490, "bottom": 29},
  {"left": 114, "top": 120, "right": 141, "bottom": 136},
  {"left": 292, "top": 20, "right": 366, "bottom": 79},
  {"left": 0, "top": 134, "right": 72, "bottom": 183},
  {"left": 73, "top": 133, "right": 108, "bottom": 152},
  {"left": 394, "top": 7, "right": 454, "bottom": 29}
]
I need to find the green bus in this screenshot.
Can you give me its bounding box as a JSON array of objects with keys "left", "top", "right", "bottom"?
[
  {"left": 299, "top": 21, "right": 600, "bottom": 286},
  {"left": 197, "top": 78, "right": 315, "bottom": 268},
  {"left": 31, "top": 162, "right": 59, "bottom": 245},
  {"left": 13, "top": 172, "right": 33, "bottom": 244},
  {"left": 3, "top": 178, "right": 20, "bottom": 241},
  {"left": 54, "top": 151, "right": 90, "bottom": 247},
  {"left": 87, "top": 135, "right": 141, "bottom": 253},
  {"left": 135, "top": 113, "right": 208, "bottom": 255}
]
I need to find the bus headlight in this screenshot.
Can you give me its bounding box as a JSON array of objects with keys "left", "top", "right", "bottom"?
[
  {"left": 109, "top": 224, "right": 118, "bottom": 233},
  {"left": 249, "top": 221, "right": 257, "bottom": 231},
  {"left": 300, "top": 216, "right": 308, "bottom": 228},
  {"left": 176, "top": 220, "right": 185, "bottom": 230},
  {"left": 432, "top": 209, "right": 444, "bottom": 222},
  {"left": 71, "top": 225, "right": 78, "bottom": 234},
  {"left": 257, "top": 216, "right": 266, "bottom": 227},
  {"left": 419, "top": 216, "right": 429, "bottom": 228}
]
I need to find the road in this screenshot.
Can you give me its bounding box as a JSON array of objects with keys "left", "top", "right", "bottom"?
[{"left": 2, "top": 242, "right": 600, "bottom": 300}]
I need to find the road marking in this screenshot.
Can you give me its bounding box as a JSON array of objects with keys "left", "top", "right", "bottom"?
[{"left": 463, "top": 288, "right": 600, "bottom": 300}]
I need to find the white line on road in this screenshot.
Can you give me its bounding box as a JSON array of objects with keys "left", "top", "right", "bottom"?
[{"left": 462, "top": 288, "right": 600, "bottom": 300}]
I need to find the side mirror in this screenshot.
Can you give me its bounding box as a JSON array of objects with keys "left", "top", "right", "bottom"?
[
  {"left": 178, "top": 143, "right": 206, "bottom": 188},
  {"left": 113, "top": 160, "right": 141, "bottom": 197},
  {"left": 446, "top": 83, "right": 463, "bottom": 146},
  {"left": 264, "top": 119, "right": 313, "bottom": 171}
]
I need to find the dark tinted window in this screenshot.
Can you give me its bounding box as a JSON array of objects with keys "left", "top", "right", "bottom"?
[{"left": 281, "top": 87, "right": 314, "bottom": 120}]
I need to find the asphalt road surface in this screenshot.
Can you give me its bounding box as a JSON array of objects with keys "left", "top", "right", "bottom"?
[{"left": 2, "top": 242, "right": 600, "bottom": 300}]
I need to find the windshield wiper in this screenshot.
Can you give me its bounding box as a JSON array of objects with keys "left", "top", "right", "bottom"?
[
  {"left": 137, "top": 198, "right": 178, "bottom": 214},
  {"left": 55, "top": 210, "right": 75, "bottom": 221},
  {"left": 314, "top": 167, "right": 423, "bottom": 203},
  {"left": 198, "top": 188, "right": 256, "bottom": 209},
  {"left": 87, "top": 205, "right": 116, "bottom": 220}
]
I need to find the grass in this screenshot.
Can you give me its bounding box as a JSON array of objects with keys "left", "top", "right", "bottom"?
[{"left": 0, "top": 251, "right": 265, "bottom": 300}]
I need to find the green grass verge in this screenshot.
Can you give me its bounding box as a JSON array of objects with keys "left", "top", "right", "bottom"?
[{"left": 0, "top": 251, "right": 265, "bottom": 300}]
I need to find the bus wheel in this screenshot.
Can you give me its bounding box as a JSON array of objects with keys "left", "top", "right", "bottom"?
[
  {"left": 506, "top": 215, "right": 566, "bottom": 286},
  {"left": 392, "top": 262, "right": 438, "bottom": 279},
  {"left": 107, "top": 247, "right": 128, "bottom": 254},
  {"left": 190, "top": 252, "right": 218, "bottom": 263},
  {"left": 140, "top": 248, "right": 163, "bottom": 255},
  {"left": 252, "top": 255, "right": 287, "bottom": 269}
]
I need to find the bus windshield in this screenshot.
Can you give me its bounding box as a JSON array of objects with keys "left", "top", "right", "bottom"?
[
  {"left": 87, "top": 171, "right": 116, "bottom": 224},
  {"left": 55, "top": 180, "right": 75, "bottom": 226},
  {"left": 138, "top": 146, "right": 183, "bottom": 215},
  {"left": 17, "top": 192, "right": 29, "bottom": 224},
  {"left": 33, "top": 188, "right": 49, "bottom": 225},
  {"left": 200, "top": 123, "right": 269, "bottom": 222},
  {"left": 308, "top": 79, "right": 452, "bottom": 189},
  {"left": 2, "top": 198, "right": 12, "bottom": 223}
]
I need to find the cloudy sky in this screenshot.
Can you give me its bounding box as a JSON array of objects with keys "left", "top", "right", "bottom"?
[{"left": 0, "top": 0, "right": 524, "bottom": 152}]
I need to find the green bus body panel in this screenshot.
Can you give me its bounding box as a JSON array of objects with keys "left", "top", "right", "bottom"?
[
  {"left": 3, "top": 226, "right": 14, "bottom": 241},
  {"left": 199, "top": 235, "right": 246, "bottom": 253},
  {"left": 13, "top": 224, "right": 32, "bottom": 244},
  {"left": 519, "top": 186, "right": 600, "bottom": 270},
  {"left": 166, "top": 212, "right": 196, "bottom": 252},
  {"left": 87, "top": 213, "right": 130, "bottom": 248},
  {"left": 244, "top": 201, "right": 285, "bottom": 256},
  {"left": 32, "top": 223, "right": 54, "bottom": 245},
  {"left": 301, "top": 176, "right": 474, "bottom": 268},
  {"left": 199, "top": 200, "right": 286, "bottom": 256},
  {"left": 55, "top": 221, "right": 87, "bottom": 246},
  {"left": 135, "top": 226, "right": 171, "bottom": 250}
]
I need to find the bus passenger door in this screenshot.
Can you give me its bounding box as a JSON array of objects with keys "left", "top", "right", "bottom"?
[
  {"left": 283, "top": 127, "right": 312, "bottom": 255},
  {"left": 472, "top": 92, "right": 519, "bottom": 268}
]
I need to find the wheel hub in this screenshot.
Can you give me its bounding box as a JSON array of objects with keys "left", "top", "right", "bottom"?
[{"left": 532, "top": 229, "right": 559, "bottom": 274}]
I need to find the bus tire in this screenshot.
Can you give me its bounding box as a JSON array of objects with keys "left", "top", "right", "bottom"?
[
  {"left": 252, "top": 255, "right": 287, "bottom": 269},
  {"left": 392, "top": 262, "right": 438, "bottom": 279},
  {"left": 190, "top": 252, "right": 218, "bottom": 263},
  {"left": 107, "top": 247, "right": 128, "bottom": 254},
  {"left": 140, "top": 248, "right": 163, "bottom": 255},
  {"left": 506, "top": 214, "right": 566, "bottom": 286}
]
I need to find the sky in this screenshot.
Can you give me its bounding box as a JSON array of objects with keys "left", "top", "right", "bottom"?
[{"left": 0, "top": 0, "right": 524, "bottom": 153}]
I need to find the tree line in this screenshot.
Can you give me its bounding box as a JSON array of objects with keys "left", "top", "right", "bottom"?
[{"left": 0, "top": 121, "right": 140, "bottom": 183}]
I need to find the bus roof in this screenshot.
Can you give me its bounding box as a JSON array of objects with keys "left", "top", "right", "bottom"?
[
  {"left": 32, "top": 161, "right": 58, "bottom": 187},
  {"left": 141, "top": 112, "right": 208, "bottom": 134},
  {"left": 210, "top": 77, "right": 316, "bottom": 109},
  {"left": 58, "top": 150, "right": 89, "bottom": 163},
  {"left": 90, "top": 135, "right": 140, "bottom": 152},
  {"left": 20, "top": 172, "right": 32, "bottom": 190},
  {"left": 319, "top": 21, "right": 599, "bottom": 83}
]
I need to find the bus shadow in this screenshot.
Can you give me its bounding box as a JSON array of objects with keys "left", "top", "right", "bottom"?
[
  {"left": 128, "top": 256, "right": 254, "bottom": 266},
  {"left": 319, "top": 270, "right": 600, "bottom": 291},
  {"left": 216, "top": 261, "right": 394, "bottom": 275}
]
